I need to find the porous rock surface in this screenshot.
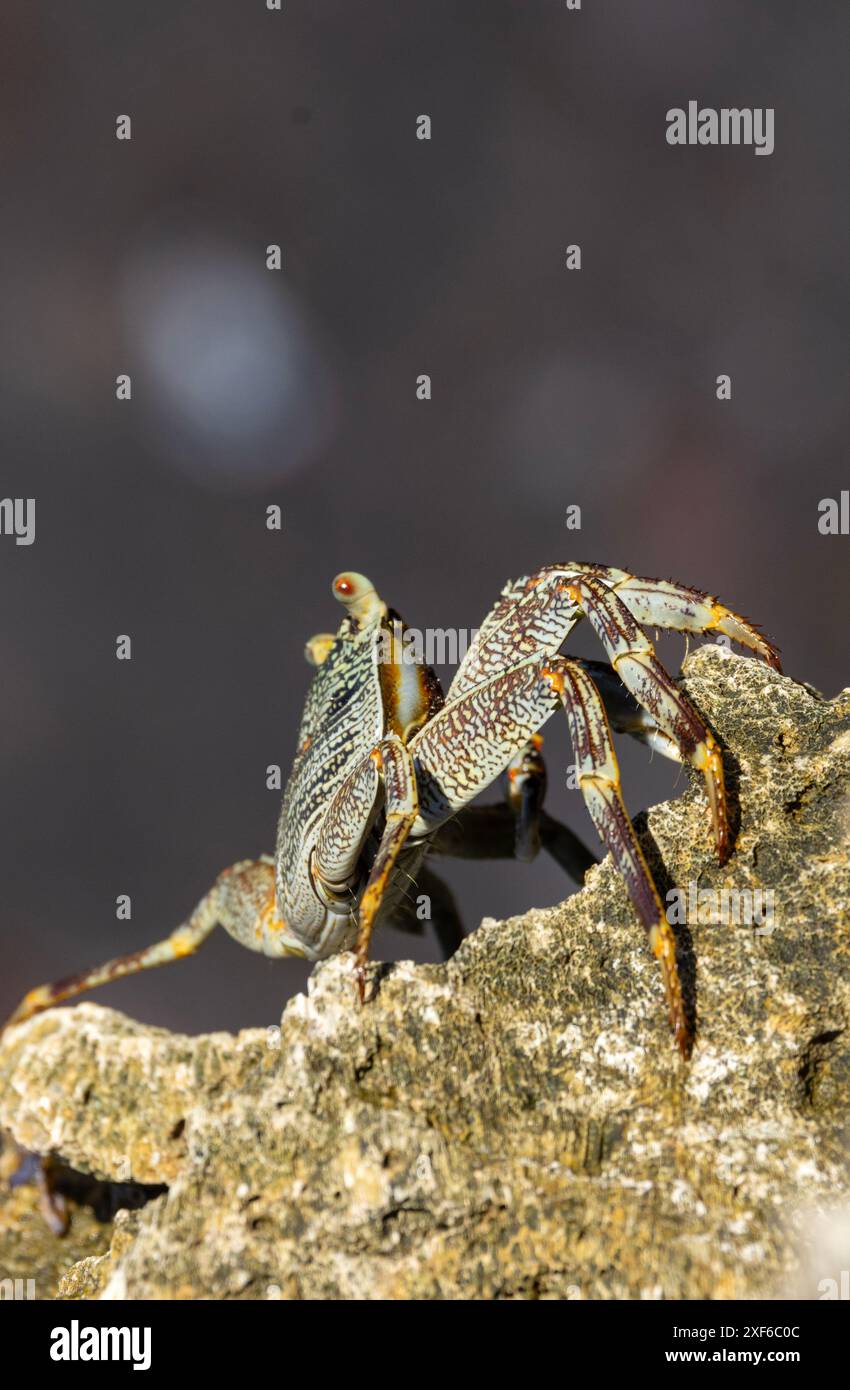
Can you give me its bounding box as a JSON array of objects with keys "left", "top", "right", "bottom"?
[{"left": 1, "top": 648, "right": 848, "bottom": 1299}]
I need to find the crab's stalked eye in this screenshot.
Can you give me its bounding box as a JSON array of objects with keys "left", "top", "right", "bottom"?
[
  {"left": 331, "top": 572, "right": 385, "bottom": 625},
  {"left": 333, "top": 571, "right": 371, "bottom": 601}
]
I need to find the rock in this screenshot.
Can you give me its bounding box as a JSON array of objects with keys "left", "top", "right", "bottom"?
[
  {"left": 1, "top": 647, "right": 849, "bottom": 1300},
  {"left": 0, "top": 1137, "right": 112, "bottom": 1300}
]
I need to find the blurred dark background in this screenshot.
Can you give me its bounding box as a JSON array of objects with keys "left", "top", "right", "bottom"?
[{"left": 1, "top": 1, "right": 847, "bottom": 1032}]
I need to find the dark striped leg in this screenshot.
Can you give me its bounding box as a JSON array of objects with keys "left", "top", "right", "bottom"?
[
  {"left": 388, "top": 865, "right": 467, "bottom": 959},
  {"left": 567, "top": 576, "right": 731, "bottom": 864},
  {"left": 502, "top": 736, "right": 547, "bottom": 861},
  {"left": 541, "top": 657, "right": 691, "bottom": 1056},
  {"left": 430, "top": 802, "right": 597, "bottom": 883}
]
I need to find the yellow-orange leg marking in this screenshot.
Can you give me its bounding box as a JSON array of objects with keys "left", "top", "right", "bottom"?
[
  {"left": 353, "top": 808, "right": 418, "bottom": 1002},
  {"left": 649, "top": 920, "right": 691, "bottom": 1059},
  {"left": 353, "top": 742, "right": 419, "bottom": 1002}
]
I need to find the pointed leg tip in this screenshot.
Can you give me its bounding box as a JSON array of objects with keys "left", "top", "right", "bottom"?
[
  {"left": 649, "top": 921, "right": 694, "bottom": 1060},
  {"left": 697, "top": 741, "right": 730, "bottom": 863},
  {"left": 39, "top": 1189, "right": 70, "bottom": 1237},
  {"left": 714, "top": 819, "right": 732, "bottom": 864},
  {"left": 3, "top": 990, "right": 47, "bottom": 1032}
]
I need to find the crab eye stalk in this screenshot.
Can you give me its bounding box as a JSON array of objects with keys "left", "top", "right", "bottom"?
[
  {"left": 331, "top": 571, "right": 385, "bottom": 624},
  {"left": 332, "top": 571, "right": 370, "bottom": 602}
]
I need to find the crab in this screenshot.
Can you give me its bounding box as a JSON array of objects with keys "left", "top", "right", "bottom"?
[{"left": 6, "top": 563, "right": 779, "bottom": 1057}]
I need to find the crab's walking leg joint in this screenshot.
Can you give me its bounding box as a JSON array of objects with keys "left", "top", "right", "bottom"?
[
  {"left": 566, "top": 576, "right": 731, "bottom": 865},
  {"left": 3, "top": 858, "right": 287, "bottom": 1031},
  {"left": 503, "top": 735, "right": 547, "bottom": 862},
  {"left": 570, "top": 658, "right": 684, "bottom": 764},
  {"left": 357, "top": 743, "right": 418, "bottom": 1000},
  {"left": 447, "top": 572, "right": 580, "bottom": 701}
]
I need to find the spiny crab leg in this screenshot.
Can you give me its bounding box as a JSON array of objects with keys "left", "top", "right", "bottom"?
[
  {"left": 608, "top": 572, "right": 781, "bottom": 670},
  {"left": 410, "top": 657, "right": 693, "bottom": 1055},
  {"left": 540, "top": 659, "right": 691, "bottom": 1056},
  {"left": 450, "top": 564, "right": 780, "bottom": 712},
  {"left": 565, "top": 576, "right": 731, "bottom": 864},
  {"left": 570, "top": 658, "right": 685, "bottom": 765}
]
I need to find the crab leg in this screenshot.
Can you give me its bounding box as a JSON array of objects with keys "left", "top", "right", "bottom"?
[
  {"left": 448, "top": 573, "right": 581, "bottom": 700},
  {"left": 313, "top": 735, "right": 419, "bottom": 999},
  {"left": 389, "top": 864, "right": 467, "bottom": 959},
  {"left": 571, "top": 658, "right": 683, "bottom": 764},
  {"left": 566, "top": 576, "right": 730, "bottom": 862},
  {"left": 609, "top": 573, "right": 781, "bottom": 669},
  {"left": 430, "top": 802, "right": 597, "bottom": 883},
  {"left": 410, "top": 658, "right": 692, "bottom": 1055},
  {"left": 3, "top": 859, "right": 285, "bottom": 1030},
  {"left": 503, "top": 736, "right": 548, "bottom": 861},
  {"left": 550, "top": 659, "right": 690, "bottom": 1055}
]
